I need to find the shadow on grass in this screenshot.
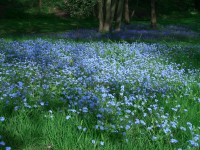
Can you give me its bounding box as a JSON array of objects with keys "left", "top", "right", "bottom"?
[
  {"left": 0, "top": 108, "right": 45, "bottom": 149},
  {"left": 158, "top": 13, "right": 200, "bottom": 32},
  {"left": 166, "top": 44, "right": 200, "bottom": 69},
  {"left": 0, "top": 13, "right": 98, "bottom": 36}
]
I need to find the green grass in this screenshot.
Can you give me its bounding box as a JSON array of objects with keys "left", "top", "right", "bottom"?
[
  {"left": 158, "top": 13, "right": 200, "bottom": 32},
  {"left": 0, "top": 15, "right": 98, "bottom": 36},
  {"left": 3, "top": 105, "right": 193, "bottom": 150},
  {"left": 132, "top": 12, "right": 200, "bottom": 28},
  {"left": 0, "top": 11, "right": 199, "bottom": 36}
]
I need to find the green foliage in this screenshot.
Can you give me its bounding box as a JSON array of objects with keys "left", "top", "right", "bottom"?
[
  {"left": 157, "top": 0, "right": 195, "bottom": 14},
  {"left": 0, "top": 0, "right": 198, "bottom": 20},
  {"left": 60, "top": 0, "right": 97, "bottom": 18},
  {"left": 129, "top": 0, "right": 197, "bottom": 18}
]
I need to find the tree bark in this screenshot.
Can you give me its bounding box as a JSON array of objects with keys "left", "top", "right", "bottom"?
[
  {"left": 151, "top": 0, "right": 157, "bottom": 28},
  {"left": 115, "top": 0, "right": 124, "bottom": 31},
  {"left": 98, "top": 0, "right": 104, "bottom": 32},
  {"left": 124, "top": 0, "right": 130, "bottom": 24},
  {"left": 103, "top": 0, "right": 112, "bottom": 32},
  {"left": 110, "top": 0, "right": 117, "bottom": 28},
  {"left": 39, "top": 0, "right": 42, "bottom": 10},
  {"left": 98, "top": 0, "right": 124, "bottom": 33}
]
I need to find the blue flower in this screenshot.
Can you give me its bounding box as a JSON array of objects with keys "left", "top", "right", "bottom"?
[
  {"left": 193, "top": 134, "right": 199, "bottom": 141},
  {"left": 170, "top": 139, "right": 178, "bottom": 144},
  {"left": 96, "top": 114, "right": 103, "bottom": 118},
  {"left": 152, "top": 136, "right": 158, "bottom": 141},
  {"left": 188, "top": 140, "right": 199, "bottom": 147},
  {"left": 125, "top": 125, "right": 130, "bottom": 130},
  {"left": 40, "top": 102, "right": 44, "bottom": 106},
  {"left": 66, "top": 115, "right": 71, "bottom": 120},
  {"left": 100, "top": 141, "right": 104, "bottom": 146},
  {"left": 91, "top": 140, "right": 96, "bottom": 144},
  {"left": 83, "top": 127, "right": 87, "bottom": 132},
  {"left": 18, "top": 81, "right": 23, "bottom": 89},
  {"left": 0, "top": 117, "right": 5, "bottom": 122},
  {"left": 6, "top": 147, "right": 12, "bottom": 150},
  {"left": 82, "top": 107, "right": 88, "bottom": 113},
  {"left": 77, "top": 126, "right": 82, "bottom": 130},
  {"left": 0, "top": 141, "right": 5, "bottom": 146}
]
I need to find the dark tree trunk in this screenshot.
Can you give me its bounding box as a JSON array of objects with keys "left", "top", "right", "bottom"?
[
  {"left": 115, "top": 0, "right": 124, "bottom": 31},
  {"left": 110, "top": 0, "right": 117, "bottom": 27},
  {"left": 151, "top": 0, "right": 157, "bottom": 28},
  {"left": 39, "top": 0, "right": 42, "bottom": 10},
  {"left": 98, "top": 0, "right": 104, "bottom": 32},
  {"left": 98, "top": 0, "right": 124, "bottom": 33},
  {"left": 124, "top": 0, "right": 130, "bottom": 24},
  {"left": 103, "top": 0, "right": 112, "bottom": 32}
]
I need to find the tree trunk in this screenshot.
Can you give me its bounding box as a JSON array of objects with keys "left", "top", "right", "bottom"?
[
  {"left": 124, "top": 0, "right": 130, "bottom": 24},
  {"left": 98, "top": 0, "right": 104, "bottom": 32},
  {"left": 103, "top": 0, "right": 112, "bottom": 32},
  {"left": 98, "top": 0, "right": 125, "bottom": 33},
  {"left": 115, "top": 0, "right": 124, "bottom": 31},
  {"left": 151, "top": 0, "right": 157, "bottom": 28},
  {"left": 110, "top": 0, "right": 117, "bottom": 28},
  {"left": 39, "top": 0, "right": 42, "bottom": 10}
]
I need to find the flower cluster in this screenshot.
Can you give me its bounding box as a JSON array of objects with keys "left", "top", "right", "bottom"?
[
  {"left": 0, "top": 38, "right": 199, "bottom": 149},
  {"left": 44, "top": 24, "right": 200, "bottom": 41}
]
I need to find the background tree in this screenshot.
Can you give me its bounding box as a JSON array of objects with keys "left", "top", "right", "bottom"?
[
  {"left": 151, "top": 0, "right": 156, "bottom": 28},
  {"left": 98, "top": 0, "right": 104, "bottom": 32},
  {"left": 104, "top": 0, "right": 112, "bottom": 32},
  {"left": 115, "top": 0, "right": 124, "bottom": 31},
  {"left": 39, "top": 0, "right": 42, "bottom": 9},
  {"left": 98, "top": 0, "right": 125, "bottom": 32},
  {"left": 124, "top": 0, "right": 130, "bottom": 24},
  {"left": 0, "top": 0, "right": 198, "bottom": 32},
  {"left": 110, "top": 0, "right": 117, "bottom": 27}
]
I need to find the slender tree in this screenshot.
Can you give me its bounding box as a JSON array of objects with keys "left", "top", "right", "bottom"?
[
  {"left": 115, "top": 0, "right": 124, "bottom": 31},
  {"left": 98, "top": 0, "right": 125, "bottom": 32},
  {"left": 39, "top": 0, "right": 42, "bottom": 10},
  {"left": 124, "top": 0, "right": 130, "bottom": 24},
  {"left": 104, "top": 0, "right": 112, "bottom": 32},
  {"left": 151, "top": 0, "right": 157, "bottom": 28},
  {"left": 61, "top": 0, "right": 125, "bottom": 33},
  {"left": 98, "top": 0, "right": 104, "bottom": 32},
  {"left": 110, "top": 0, "right": 117, "bottom": 26}
]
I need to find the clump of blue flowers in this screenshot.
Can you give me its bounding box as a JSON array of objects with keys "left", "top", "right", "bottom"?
[{"left": 0, "top": 38, "right": 199, "bottom": 149}]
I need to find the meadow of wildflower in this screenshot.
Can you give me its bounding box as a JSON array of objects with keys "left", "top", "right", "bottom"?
[{"left": 0, "top": 23, "right": 200, "bottom": 150}]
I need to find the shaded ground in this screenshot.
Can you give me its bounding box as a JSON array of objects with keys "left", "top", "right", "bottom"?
[
  {"left": 0, "top": 11, "right": 199, "bottom": 34},
  {"left": 0, "top": 16, "right": 98, "bottom": 35}
]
